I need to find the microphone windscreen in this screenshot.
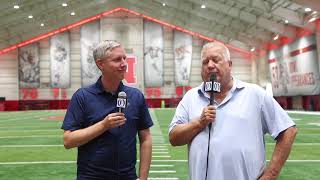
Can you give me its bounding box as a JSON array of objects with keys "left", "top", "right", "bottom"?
[
  {"left": 210, "top": 74, "right": 216, "bottom": 82},
  {"left": 118, "top": 91, "right": 127, "bottom": 98},
  {"left": 117, "top": 91, "right": 127, "bottom": 109}
]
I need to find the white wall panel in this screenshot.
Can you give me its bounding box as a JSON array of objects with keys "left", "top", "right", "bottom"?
[{"left": 0, "top": 50, "right": 18, "bottom": 100}]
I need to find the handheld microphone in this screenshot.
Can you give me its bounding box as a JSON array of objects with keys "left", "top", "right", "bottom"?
[
  {"left": 205, "top": 74, "right": 221, "bottom": 128},
  {"left": 117, "top": 91, "right": 127, "bottom": 113},
  {"left": 204, "top": 74, "right": 221, "bottom": 180}
]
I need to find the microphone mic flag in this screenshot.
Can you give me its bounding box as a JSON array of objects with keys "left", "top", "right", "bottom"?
[
  {"left": 117, "top": 91, "right": 127, "bottom": 113},
  {"left": 204, "top": 74, "right": 221, "bottom": 93}
]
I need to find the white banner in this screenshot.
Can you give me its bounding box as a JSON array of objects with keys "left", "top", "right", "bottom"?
[
  {"left": 81, "top": 21, "right": 101, "bottom": 86},
  {"left": 50, "top": 32, "right": 70, "bottom": 88},
  {"left": 268, "top": 35, "right": 320, "bottom": 96},
  {"left": 144, "top": 20, "right": 164, "bottom": 87},
  {"left": 18, "top": 43, "right": 40, "bottom": 88},
  {"left": 174, "top": 31, "right": 192, "bottom": 86}
]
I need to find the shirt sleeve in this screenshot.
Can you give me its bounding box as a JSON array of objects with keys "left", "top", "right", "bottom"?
[
  {"left": 168, "top": 96, "right": 189, "bottom": 133},
  {"left": 137, "top": 93, "right": 153, "bottom": 130},
  {"left": 61, "top": 89, "right": 86, "bottom": 131},
  {"left": 261, "top": 92, "right": 295, "bottom": 139}
]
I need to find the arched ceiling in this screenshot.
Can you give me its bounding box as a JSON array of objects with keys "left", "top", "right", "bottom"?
[{"left": 0, "top": 0, "right": 318, "bottom": 52}]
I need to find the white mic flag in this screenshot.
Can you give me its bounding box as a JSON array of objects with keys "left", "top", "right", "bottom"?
[{"left": 204, "top": 81, "right": 221, "bottom": 92}]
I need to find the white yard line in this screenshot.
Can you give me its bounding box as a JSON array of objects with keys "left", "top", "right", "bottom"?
[
  {"left": 292, "top": 118, "right": 301, "bottom": 121},
  {"left": 0, "top": 142, "right": 319, "bottom": 148},
  {"left": 152, "top": 145, "right": 168, "bottom": 147},
  {"left": 152, "top": 148, "right": 168, "bottom": 150},
  {"left": 0, "top": 129, "right": 58, "bottom": 132},
  {"left": 151, "top": 164, "right": 174, "bottom": 167},
  {"left": 148, "top": 178, "right": 178, "bottom": 180},
  {"left": 0, "top": 135, "right": 60, "bottom": 139},
  {"left": 1, "top": 159, "right": 320, "bottom": 165},
  {"left": 287, "top": 110, "right": 320, "bottom": 115},
  {"left": 152, "top": 152, "right": 169, "bottom": 154},
  {"left": 152, "top": 155, "right": 171, "bottom": 158},
  {"left": 266, "top": 143, "right": 320, "bottom": 145},
  {"left": 150, "top": 170, "right": 176, "bottom": 173},
  {"left": 0, "top": 145, "right": 63, "bottom": 148},
  {"left": 285, "top": 160, "right": 320, "bottom": 162},
  {"left": 0, "top": 161, "right": 76, "bottom": 165}
]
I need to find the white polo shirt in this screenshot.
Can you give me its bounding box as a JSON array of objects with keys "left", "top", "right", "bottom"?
[{"left": 169, "top": 79, "right": 295, "bottom": 180}]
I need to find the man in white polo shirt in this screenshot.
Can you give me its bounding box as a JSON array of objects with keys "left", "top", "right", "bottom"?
[{"left": 168, "top": 41, "right": 297, "bottom": 180}]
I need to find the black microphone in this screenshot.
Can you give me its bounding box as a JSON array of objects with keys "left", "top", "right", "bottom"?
[
  {"left": 116, "top": 91, "right": 127, "bottom": 113},
  {"left": 204, "top": 74, "right": 221, "bottom": 180},
  {"left": 205, "top": 74, "right": 221, "bottom": 128}
]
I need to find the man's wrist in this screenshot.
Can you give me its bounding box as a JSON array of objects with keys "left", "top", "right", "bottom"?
[
  {"left": 262, "top": 168, "right": 279, "bottom": 180},
  {"left": 194, "top": 119, "right": 205, "bottom": 130}
]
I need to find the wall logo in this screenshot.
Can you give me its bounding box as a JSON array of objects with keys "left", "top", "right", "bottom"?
[{"left": 124, "top": 55, "right": 137, "bottom": 84}]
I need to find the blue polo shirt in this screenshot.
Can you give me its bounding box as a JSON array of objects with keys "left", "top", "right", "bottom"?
[{"left": 62, "top": 77, "right": 153, "bottom": 180}]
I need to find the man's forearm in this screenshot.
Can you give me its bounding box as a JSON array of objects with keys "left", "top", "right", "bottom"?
[
  {"left": 139, "top": 136, "right": 152, "bottom": 180},
  {"left": 63, "top": 120, "right": 109, "bottom": 149},
  {"left": 169, "top": 119, "right": 204, "bottom": 146},
  {"left": 263, "top": 126, "right": 298, "bottom": 178}
]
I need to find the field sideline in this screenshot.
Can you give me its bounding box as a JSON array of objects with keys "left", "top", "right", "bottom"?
[{"left": 0, "top": 109, "right": 319, "bottom": 180}]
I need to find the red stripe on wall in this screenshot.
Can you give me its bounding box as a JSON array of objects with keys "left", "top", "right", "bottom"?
[
  {"left": 268, "top": 58, "right": 276, "bottom": 64},
  {"left": 268, "top": 44, "right": 317, "bottom": 64},
  {"left": 290, "top": 44, "right": 317, "bottom": 57}
]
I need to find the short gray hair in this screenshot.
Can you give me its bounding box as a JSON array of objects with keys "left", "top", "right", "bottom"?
[
  {"left": 201, "top": 41, "right": 231, "bottom": 61},
  {"left": 93, "top": 40, "right": 121, "bottom": 61}
]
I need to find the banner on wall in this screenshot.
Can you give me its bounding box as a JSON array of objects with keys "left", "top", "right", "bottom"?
[
  {"left": 50, "top": 32, "right": 70, "bottom": 88},
  {"left": 81, "top": 21, "right": 101, "bottom": 87},
  {"left": 144, "top": 20, "right": 164, "bottom": 87},
  {"left": 268, "top": 35, "right": 320, "bottom": 96},
  {"left": 174, "top": 31, "right": 192, "bottom": 86},
  {"left": 18, "top": 43, "right": 40, "bottom": 88}
]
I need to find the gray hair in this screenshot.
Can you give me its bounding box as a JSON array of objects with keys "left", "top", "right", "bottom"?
[
  {"left": 201, "top": 41, "right": 231, "bottom": 62},
  {"left": 93, "top": 40, "right": 121, "bottom": 61}
]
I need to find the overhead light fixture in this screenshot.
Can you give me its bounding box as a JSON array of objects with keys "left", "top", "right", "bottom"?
[
  {"left": 273, "top": 34, "right": 279, "bottom": 40},
  {"left": 201, "top": 0, "right": 206, "bottom": 9},
  {"left": 250, "top": 47, "right": 255, "bottom": 52},
  {"left": 162, "top": 3, "right": 166, "bottom": 6},
  {"left": 13, "top": 5, "right": 19, "bottom": 9},
  {"left": 305, "top": 7, "right": 312, "bottom": 12},
  {"left": 309, "top": 17, "right": 317, "bottom": 22},
  {"left": 284, "top": 19, "right": 289, "bottom": 24},
  {"left": 40, "top": 23, "right": 44, "bottom": 27},
  {"left": 70, "top": 12, "right": 75, "bottom": 16},
  {"left": 28, "top": 15, "right": 33, "bottom": 19},
  {"left": 62, "top": 3, "right": 68, "bottom": 7}
]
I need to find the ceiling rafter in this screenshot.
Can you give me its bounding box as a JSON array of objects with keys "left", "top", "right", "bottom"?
[
  {"left": 0, "top": 0, "right": 54, "bottom": 27},
  {"left": 271, "top": 6, "right": 304, "bottom": 27},
  {"left": 0, "top": 0, "right": 318, "bottom": 54},
  {"left": 116, "top": 0, "right": 253, "bottom": 51},
  {"left": 139, "top": 2, "right": 255, "bottom": 47},
  {"left": 292, "top": 0, "right": 320, "bottom": 12},
  {"left": 152, "top": 0, "right": 261, "bottom": 46},
  {"left": 3, "top": 0, "right": 120, "bottom": 46},
  {"left": 191, "top": 0, "right": 297, "bottom": 38}
]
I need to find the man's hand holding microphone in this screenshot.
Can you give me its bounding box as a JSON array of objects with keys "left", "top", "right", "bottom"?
[
  {"left": 199, "top": 105, "right": 216, "bottom": 129},
  {"left": 202, "top": 73, "right": 220, "bottom": 130},
  {"left": 101, "top": 91, "right": 127, "bottom": 129}
]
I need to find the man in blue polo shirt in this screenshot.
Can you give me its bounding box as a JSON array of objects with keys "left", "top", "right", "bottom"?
[
  {"left": 62, "top": 40, "right": 153, "bottom": 180},
  {"left": 169, "top": 41, "right": 297, "bottom": 180}
]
